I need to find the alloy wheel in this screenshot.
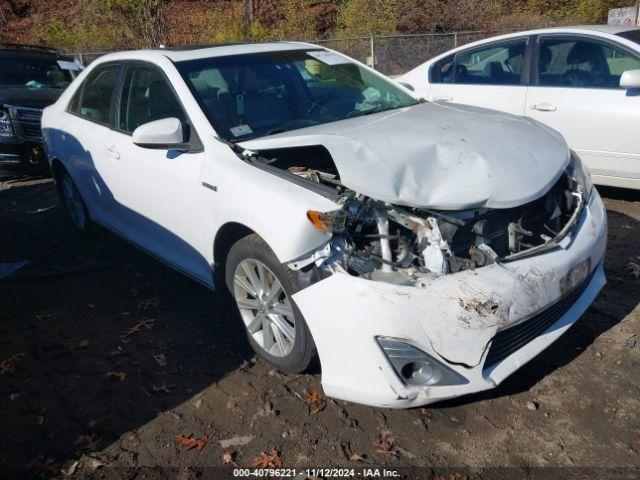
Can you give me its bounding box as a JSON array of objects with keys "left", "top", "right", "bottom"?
[{"left": 233, "top": 259, "right": 296, "bottom": 357}]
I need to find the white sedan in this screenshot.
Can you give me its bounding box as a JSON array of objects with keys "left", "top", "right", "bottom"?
[
  {"left": 396, "top": 25, "right": 640, "bottom": 190},
  {"left": 42, "top": 43, "right": 606, "bottom": 408}
]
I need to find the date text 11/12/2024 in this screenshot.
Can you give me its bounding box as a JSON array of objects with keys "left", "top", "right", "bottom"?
[{"left": 232, "top": 468, "right": 401, "bottom": 478}]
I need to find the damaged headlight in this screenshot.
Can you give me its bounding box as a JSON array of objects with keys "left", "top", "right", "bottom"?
[
  {"left": 0, "top": 108, "right": 14, "bottom": 137},
  {"left": 307, "top": 209, "right": 346, "bottom": 233},
  {"left": 567, "top": 151, "right": 593, "bottom": 200},
  {"left": 377, "top": 337, "right": 467, "bottom": 387}
]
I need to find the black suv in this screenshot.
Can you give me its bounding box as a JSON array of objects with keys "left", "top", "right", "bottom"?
[{"left": 0, "top": 44, "right": 80, "bottom": 178}]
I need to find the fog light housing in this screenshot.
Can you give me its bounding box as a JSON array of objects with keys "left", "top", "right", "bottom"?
[{"left": 377, "top": 337, "right": 467, "bottom": 387}]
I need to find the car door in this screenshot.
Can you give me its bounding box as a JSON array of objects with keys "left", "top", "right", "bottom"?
[
  {"left": 526, "top": 35, "right": 640, "bottom": 184},
  {"left": 62, "top": 63, "right": 122, "bottom": 223},
  {"left": 102, "top": 62, "right": 211, "bottom": 283},
  {"left": 425, "top": 37, "right": 530, "bottom": 116}
]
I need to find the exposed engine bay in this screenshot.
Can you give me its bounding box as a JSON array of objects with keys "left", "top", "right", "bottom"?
[{"left": 249, "top": 145, "right": 585, "bottom": 286}]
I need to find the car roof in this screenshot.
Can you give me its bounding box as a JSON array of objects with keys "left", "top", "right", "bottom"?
[
  {"left": 534, "top": 24, "right": 640, "bottom": 35},
  {"left": 96, "top": 41, "right": 321, "bottom": 64},
  {"left": 416, "top": 24, "right": 640, "bottom": 66}
]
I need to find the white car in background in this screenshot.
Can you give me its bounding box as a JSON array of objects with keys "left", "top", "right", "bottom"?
[
  {"left": 397, "top": 25, "right": 640, "bottom": 190},
  {"left": 42, "top": 43, "right": 606, "bottom": 408}
]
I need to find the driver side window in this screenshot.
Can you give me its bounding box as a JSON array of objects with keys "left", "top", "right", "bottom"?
[
  {"left": 537, "top": 37, "right": 640, "bottom": 88},
  {"left": 117, "top": 64, "right": 186, "bottom": 134}
]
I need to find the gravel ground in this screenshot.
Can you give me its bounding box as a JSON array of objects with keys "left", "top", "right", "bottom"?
[{"left": 0, "top": 178, "right": 639, "bottom": 480}]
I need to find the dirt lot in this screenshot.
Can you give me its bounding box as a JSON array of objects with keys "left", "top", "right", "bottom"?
[{"left": 1, "top": 178, "right": 639, "bottom": 479}]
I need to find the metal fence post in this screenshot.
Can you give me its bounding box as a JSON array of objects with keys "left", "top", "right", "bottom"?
[
  {"left": 454, "top": 32, "right": 458, "bottom": 48},
  {"left": 370, "top": 34, "right": 375, "bottom": 69}
]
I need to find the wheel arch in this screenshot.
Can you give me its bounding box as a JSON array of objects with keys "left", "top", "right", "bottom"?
[
  {"left": 50, "top": 157, "right": 69, "bottom": 199},
  {"left": 50, "top": 157, "right": 67, "bottom": 180},
  {"left": 213, "top": 222, "right": 257, "bottom": 285}
]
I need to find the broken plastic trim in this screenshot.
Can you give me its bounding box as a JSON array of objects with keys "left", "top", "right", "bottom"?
[
  {"left": 216, "top": 136, "right": 341, "bottom": 202},
  {"left": 500, "top": 187, "right": 584, "bottom": 263}
]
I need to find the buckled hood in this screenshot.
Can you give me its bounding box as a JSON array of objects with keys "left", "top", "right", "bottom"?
[{"left": 241, "top": 101, "right": 571, "bottom": 210}]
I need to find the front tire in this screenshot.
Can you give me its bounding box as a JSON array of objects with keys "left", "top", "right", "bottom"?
[{"left": 225, "top": 234, "right": 317, "bottom": 373}]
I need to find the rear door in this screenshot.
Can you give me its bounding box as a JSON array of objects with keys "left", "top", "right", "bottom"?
[
  {"left": 525, "top": 34, "right": 640, "bottom": 184},
  {"left": 426, "top": 36, "right": 530, "bottom": 115},
  {"left": 63, "top": 63, "right": 122, "bottom": 223}
]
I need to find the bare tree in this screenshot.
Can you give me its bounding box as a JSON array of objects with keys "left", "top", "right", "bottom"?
[
  {"left": 138, "top": 0, "right": 167, "bottom": 48},
  {"left": 0, "top": 3, "right": 9, "bottom": 43},
  {"left": 245, "top": 0, "right": 254, "bottom": 24}
]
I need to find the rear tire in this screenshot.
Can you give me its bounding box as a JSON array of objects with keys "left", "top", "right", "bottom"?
[
  {"left": 57, "top": 170, "right": 94, "bottom": 235},
  {"left": 225, "top": 234, "right": 317, "bottom": 373}
]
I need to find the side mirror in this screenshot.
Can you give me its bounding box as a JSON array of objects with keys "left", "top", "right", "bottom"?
[
  {"left": 620, "top": 69, "right": 640, "bottom": 89},
  {"left": 132, "top": 117, "right": 185, "bottom": 149}
]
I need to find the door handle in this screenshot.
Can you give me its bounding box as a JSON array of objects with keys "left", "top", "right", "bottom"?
[
  {"left": 431, "top": 95, "right": 453, "bottom": 102},
  {"left": 106, "top": 145, "right": 120, "bottom": 159},
  {"left": 529, "top": 102, "right": 557, "bottom": 112}
]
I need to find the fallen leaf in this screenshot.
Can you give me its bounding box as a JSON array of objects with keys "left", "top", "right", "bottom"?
[
  {"left": 104, "top": 371, "right": 126, "bottom": 382},
  {"left": 420, "top": 407, "right": 431, "bottom": 416},
  {"left": 27, "top": 455, "right": 58, "bottom": 477},
  {"left": 303, "top": 389, "right": 327, "bottom": 414},
  {"left": 349, "top": 453, "right": 364, "bottom": 461},
  {"left": 84, "top": 456, "right": 105, "bottom": 471},
  {"left": 223, "top": 451, "right": 240, "bottom": 466},
  {"left": 153, "top": 353, "right": 167, "bottom": 367},
  {"left": 0, "top": 353, "right": 26, "bottom": 375},
  {"left": 78, "top": 340, "right": 90, "bottom": 349},
  {"left": 176, "top": 434, "right": 208, "bottom": 451},
  {"left": 252, "top": 449, "right": 282, "bottom": 468},
  {"left": 375, "top": 431, "right": 399, "bottom": 456},
  {"left": 625, "top": 257, "right": 640, "bottom": 278},
  {"left": 634, "top": 437, "right": 640, "bottom": 449},
  {"left": 152, "top": 383, "right": 172, "bottom": 394},
  {"left": 75, "top": 434, "right": 101, "bottom": 452},
  {"left": 61, "top": 460, "right": 79, "bottom": 477},
  {"left": 138, "top": 297, "right": 160, "bottom": 310},
  {"left": 121, "top": 318, "right": 155, "bottom": 339}
]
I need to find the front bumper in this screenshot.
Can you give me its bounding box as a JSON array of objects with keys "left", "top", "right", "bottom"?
[
  {"left": 292, "top": 190, "right": 607, "bottom": 408},
  {"left": 0, "top": 137, "right": 49, "bottom": 177}
]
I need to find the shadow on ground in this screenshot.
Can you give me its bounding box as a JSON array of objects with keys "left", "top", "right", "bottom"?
[{"left": 0, "top": 180, "right": 252, "bottom": 477}]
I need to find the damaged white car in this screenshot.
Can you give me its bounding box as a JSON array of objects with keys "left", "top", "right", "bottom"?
[{"left": 41, "top": 43, "right": 607, "bottom": 408}]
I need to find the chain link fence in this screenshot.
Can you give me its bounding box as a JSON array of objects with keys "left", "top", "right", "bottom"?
[
  {"left": 315, "top": 30, "right": 512, "bottom": 75},
  {"left": 71, "top": 30, "right": 512, "bottom": 75}
]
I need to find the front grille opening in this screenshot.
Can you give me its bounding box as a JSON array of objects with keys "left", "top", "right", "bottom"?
[{"left": 483, "top": 267, "right": 595, "bottom": 370}]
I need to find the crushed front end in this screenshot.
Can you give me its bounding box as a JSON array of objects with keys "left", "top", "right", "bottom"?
[{"left": 249, "top": 145, "right": 607, "bottom": 407}]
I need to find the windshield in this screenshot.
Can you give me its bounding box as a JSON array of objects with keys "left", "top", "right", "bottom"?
[
  {"left": 176, "top": 49, "right": 418, "bottom": 141},
  {"left": 0, "top": 56, "right": 73, "bottom": 89},
  {"left": 618, "top": 30, "right": 640, "bottom": 46}
]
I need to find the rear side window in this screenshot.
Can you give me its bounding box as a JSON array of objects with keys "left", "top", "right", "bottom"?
[
  {"left": 537, "top": 37, "right": 640, "bottom": 88},
  {"left": 69, "top": 64, "right": 120, "bottom": 124},
  {"left": 117, "top": 64, "right": 186, "bottom": 133},
  {"left": 617, "top": 30, "right": 640, "bottom": 46},
  {"left": 431, "top": 39, "right": 527, "bottom": 86}
]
